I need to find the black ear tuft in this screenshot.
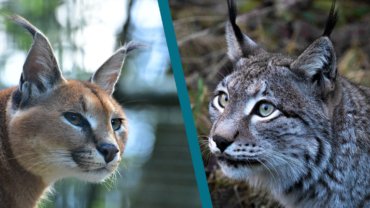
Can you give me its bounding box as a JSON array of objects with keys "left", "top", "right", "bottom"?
[
  {"left": 227, "top": 0, "right": 244, "bottom": 43},
  {"left": 322, "top": 0, "right": 338, "bottom": 37},
  {"left": 225, "top": 0, "right": 265, "bottom": 61}
]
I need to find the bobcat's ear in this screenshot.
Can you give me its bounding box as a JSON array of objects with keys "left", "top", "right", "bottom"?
[
  {"left": 91, "top": 42, "right": 141, "bottom": 95},
  {"left": 291, "top": 37, "right": 337, "bottom": 94},
  {"left": 290, "top": 1, "right": 338, "bottom": 96},
  {"left": 12, "top": 15, "right": 65, "bottom": 105},
  {"left": 226, "top": 0, "right": 265, "bottom": 61}
]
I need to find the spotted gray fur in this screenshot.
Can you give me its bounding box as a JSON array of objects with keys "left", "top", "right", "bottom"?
[{"left": 208, "top": 1, "right": 370, "bottom": 207}]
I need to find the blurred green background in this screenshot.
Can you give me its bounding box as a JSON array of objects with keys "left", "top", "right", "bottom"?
[
  {"left": 170, "top": 0, "right": 370, "bottom": 207},
  {"left": 0, "top": 0, "right": 200, "bottom": 207}
]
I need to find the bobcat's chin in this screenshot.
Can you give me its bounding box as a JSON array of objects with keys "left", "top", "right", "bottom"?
[
  {"left": 214, "top": 154, "right": 265, "bottom": 180},
  {"left": 218, "top": 161, "right": 255, "bottom": 180},
  {"left": 209, "top": 137, "right": 267, "bottom": 179}
]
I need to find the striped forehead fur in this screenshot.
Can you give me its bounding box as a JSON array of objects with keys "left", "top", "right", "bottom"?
[{"left": 81, "top": 82, "right": 119, "bottom": 115}]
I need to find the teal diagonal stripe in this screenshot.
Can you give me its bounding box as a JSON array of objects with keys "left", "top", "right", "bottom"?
[{"left": 158, "top": 1, "right": 213, "bottom": 207}]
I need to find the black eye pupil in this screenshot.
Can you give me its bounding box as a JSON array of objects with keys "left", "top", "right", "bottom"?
[
  {"left": 217, "top": 92, "right": 229, "bottom": 108},
  {"left": 256, "top": 101, "right": 275, "bottom": 117},
  {"left": 111, "top": 119, "right": 122, "bottom": 131},
  {"left": 64, "top": 112, "right": 81, "bottom": 125}
]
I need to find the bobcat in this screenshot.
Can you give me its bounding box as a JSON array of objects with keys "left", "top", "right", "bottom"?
[
  {"left": 0, "top": 16, "right": 137, "bottom": 207},
  {"left": 208, "top": 0, "right": 370, "bottom": 207}
]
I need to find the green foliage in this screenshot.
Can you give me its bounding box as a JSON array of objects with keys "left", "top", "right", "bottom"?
[
  {"left": 17, "top": 0, "right": 60, "bottom": 17},
  {"left": 238, "top": 0, "right": 260, "bottom": 13},
  {"left": 0, "top": 0, "right": 61, "bottom": 51}
]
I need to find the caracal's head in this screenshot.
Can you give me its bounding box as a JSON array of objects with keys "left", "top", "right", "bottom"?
[{"left": 6, "top": 15, "right": 140, "bottom": 183}]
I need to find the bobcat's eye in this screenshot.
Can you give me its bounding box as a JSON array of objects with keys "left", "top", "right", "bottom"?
[
  {"left": 256, "top": 102, "right": 275, "bottom": 117},
  {"left": 218, "top": 92, "right": 229, "bottom": 108},
  {"left": 111, "top": 118, "right": 123, "bottom": 131},
  {"left": 212, "top": 91, "right": 229, "bottom": 112},
  {"left": 64, "top": 112, "right": 85, "bottom": 127}
]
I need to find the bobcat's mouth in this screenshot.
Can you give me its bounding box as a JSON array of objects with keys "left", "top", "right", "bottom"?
[{"left": 217, "top": 155, "right": 262, "bottom": 167}]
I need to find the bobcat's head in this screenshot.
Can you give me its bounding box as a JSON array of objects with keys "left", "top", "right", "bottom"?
[
  {"left": 7, "top": 16, "right": 138, "bottom": 183},
  {"left": 209, "top": 0, "right": 339, "bottom": 191}
]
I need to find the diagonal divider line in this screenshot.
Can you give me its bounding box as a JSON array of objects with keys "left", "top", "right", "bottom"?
[{"left": 158, "top": 1, "right": 213, "bottom": 207}]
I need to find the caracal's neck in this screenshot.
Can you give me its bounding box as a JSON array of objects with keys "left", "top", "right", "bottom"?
[{"left": 0, "top": 87, "right": 48, "bottom": 208}]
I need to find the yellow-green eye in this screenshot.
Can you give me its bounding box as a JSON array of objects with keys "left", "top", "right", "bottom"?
[
  {"left": 218, "top": 92, "right": 229, "bottom": 108},
  {"left": 257, "top": 102, "right": 275, "bottom": 117},
  {"left": 111, "top": 118, "right": 123, "bottom": 131}
]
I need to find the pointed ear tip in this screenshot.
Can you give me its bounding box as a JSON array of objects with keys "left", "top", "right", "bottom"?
[
  {"left": 317, "top": 36, "right": 334, "bottom": 48},
  {"left": 10, "top": 14, "right": 39, "bottom": 37},
  {"left": 117, "top": 41, "right": 146, "bottom": 54}
]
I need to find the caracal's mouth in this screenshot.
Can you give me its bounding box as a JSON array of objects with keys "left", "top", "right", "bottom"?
[{"left": 76, "top": 165, "right": 119, "bottom": 182}]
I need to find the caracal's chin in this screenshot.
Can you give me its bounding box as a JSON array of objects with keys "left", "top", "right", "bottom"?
[
  {"left": 37, "top": 158, "right": 121, "bottom": 183},
  {"left": 74, "top": 167, "right": 117, "bottom": 183}
]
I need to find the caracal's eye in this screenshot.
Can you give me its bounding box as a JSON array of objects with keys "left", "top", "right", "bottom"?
[
  {"left": 64, "top": 112, "right": 84, "bottom": 127},
  {"left": 256, "top": 102, "right": 275, "bottom": 117},
  {"left": 111, "top": 118, "right": 123, "bottom": 131}
]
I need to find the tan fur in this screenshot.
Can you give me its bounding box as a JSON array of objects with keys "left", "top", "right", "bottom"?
[
  {"left": 0, "top": 16, "right": 136, "bottom": 207},
  {"left": 0, "top": 87, "right": 46, "bottom": 208}
]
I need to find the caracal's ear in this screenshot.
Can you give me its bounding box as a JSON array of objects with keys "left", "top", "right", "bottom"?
[
  {"left": 11, "top": 15, "right": 65, "bottom": 104},
  {"left": 225, "top": 0, "right": 265, "bottom": 62},
  {"left": 290, "top": 0, "right": 338, "bottom": 97},
  {"left": 91, "top": 42, "right": 142, "bottom": 95}
]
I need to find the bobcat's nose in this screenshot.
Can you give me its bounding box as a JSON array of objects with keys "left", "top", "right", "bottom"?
[
  {"left": 97, "top": 143, "right": 119, "bottom": 163},
  {"left": 213, "top": 135, "right": 233, "bottom": 153}
]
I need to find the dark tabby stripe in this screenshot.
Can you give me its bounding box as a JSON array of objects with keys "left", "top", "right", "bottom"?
[
  {"left": 284, "top": 170, "right": 311, "bottom": 194},
  {"left": 285, "top": 137, "right": 325, "bottom": 194},
  {"left": 314, "top": 136, "right": 324, "bottom": 166},
  {"left": 280, "top": 109, "right": 310, "bottom": 126}
]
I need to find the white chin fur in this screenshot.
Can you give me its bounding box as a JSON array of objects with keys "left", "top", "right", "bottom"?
[
  {"left": 41, "top": 164, "right": 117, "bottom": 184},
  {"left": 219, "top": 162, "right": 253, "bottom": 180},
  {"left": 74, "top": 169, "right": 114, "bottom": 183}
]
